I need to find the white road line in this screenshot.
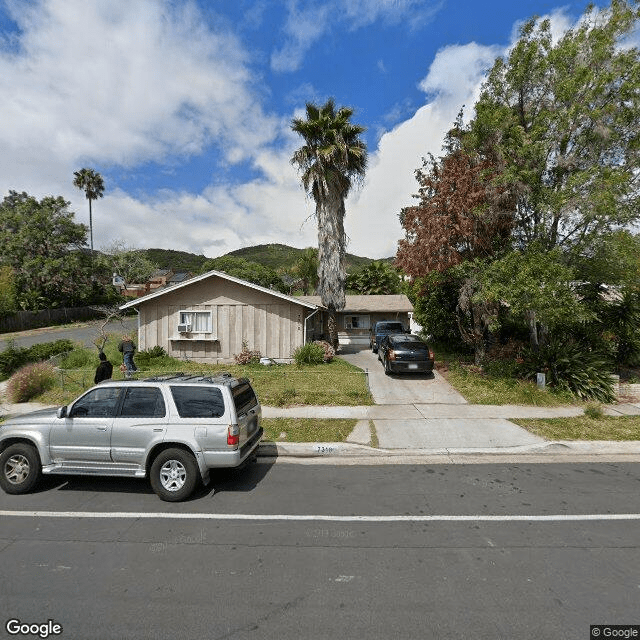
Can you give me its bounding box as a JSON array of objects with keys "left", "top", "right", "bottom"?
[{"left": 1, "top": 510, "right": 640, "bottom": 522}]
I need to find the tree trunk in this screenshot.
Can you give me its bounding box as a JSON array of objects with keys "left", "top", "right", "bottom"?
[
  {"left": 525, "top": 309, "right": 539, "bottom": 349},
  {"left": 327, "top": 310, "right": 338, "bottom": 351},
  {"left": 89, "top": 197, "right": 94, "bottom": 252},
  {"left": 316, "top": 189, "right": 346, "bottom": 314}
]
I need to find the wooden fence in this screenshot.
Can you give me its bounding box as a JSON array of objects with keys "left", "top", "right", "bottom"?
[{"left": 0, "top": 307, "right": 100, "bottom": 334}]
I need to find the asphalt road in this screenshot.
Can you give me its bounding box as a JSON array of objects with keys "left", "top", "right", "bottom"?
[
  {"left": 0, "top": 318, "right": 138, "bottom": 352},
  {"left": 1, "top": 462, "right": 639, "bottom": 639}
]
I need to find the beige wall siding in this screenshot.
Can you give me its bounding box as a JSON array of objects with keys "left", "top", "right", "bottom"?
[{"left": 136, "top": 277, "right": 309, "bottom": 363}]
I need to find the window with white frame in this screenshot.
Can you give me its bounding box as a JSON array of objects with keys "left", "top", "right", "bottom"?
[
  {"left": 178, "top": 310, "right": 212, "bottom": 333},
  {"left": 344, "top": 315, "right": 370, "bottom": 330}
]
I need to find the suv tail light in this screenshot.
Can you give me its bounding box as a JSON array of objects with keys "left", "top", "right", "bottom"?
[
  {"left": 429, "top": 348, "right": 434, "bottom": 360},
  {"left": 227, "top": 424, "right": 239, "bottom": 446}
]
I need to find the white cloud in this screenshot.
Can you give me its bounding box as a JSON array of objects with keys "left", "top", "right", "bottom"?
[
  {"left": 0, "top": 0, "right": 582, "bottom": 265},
  {"left": 346, "top": 41, "right": 502, "bottom": 258},
  {"left": 0, "top": 0, "right": 276, "bottom": 190}
]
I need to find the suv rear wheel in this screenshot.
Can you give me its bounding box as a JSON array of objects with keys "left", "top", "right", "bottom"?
[
  {"left": 0, "top": 443, "right": 42, "bottom": 494},
  {"left": 150, "top": 448, "right": 199, "bottom": 502}
]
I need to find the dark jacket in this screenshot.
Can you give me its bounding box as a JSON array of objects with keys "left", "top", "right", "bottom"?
[
  {"left": 118, "top": 340, "right": 136, "bottom": 354},
  {"left": 94, "top": 360, "right": 113, "bottom": 384}
]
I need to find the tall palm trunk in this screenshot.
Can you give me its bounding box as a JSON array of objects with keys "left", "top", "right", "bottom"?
[{"left": 316, "top": 190, "right": 346, "bottom": 349}]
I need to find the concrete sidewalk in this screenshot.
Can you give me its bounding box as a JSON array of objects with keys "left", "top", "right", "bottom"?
[
  {"left": 2, "top": 386, "right": 640, "bottom": 462},
  {"left": 262, "top": 401, "right": 640, "bottom": 461}
]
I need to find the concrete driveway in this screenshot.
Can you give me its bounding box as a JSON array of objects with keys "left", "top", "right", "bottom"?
[
  {"left": 338, "top": 345, "right": 468, "bottom": 405},
  {"left": 336, "top": 345, "right": 545, "bottom": 450}
]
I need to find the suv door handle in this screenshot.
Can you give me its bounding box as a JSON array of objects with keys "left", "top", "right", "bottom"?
[{"left": 97, "top": 427, "right": 107, "bottom": 431}]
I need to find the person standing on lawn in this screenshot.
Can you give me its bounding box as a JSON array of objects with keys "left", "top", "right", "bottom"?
[
  {"left": 118, "top": 334, "right": 137, "bottom": 377},
  {"left": 94, "top": 351, "right": 113, "bottom": 384}
]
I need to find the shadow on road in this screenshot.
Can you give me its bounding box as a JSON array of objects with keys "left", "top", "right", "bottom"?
[{"left": 41, "top": 459, "right": 276, "bottom": 501}]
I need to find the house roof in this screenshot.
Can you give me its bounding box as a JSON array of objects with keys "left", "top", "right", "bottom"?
[
  {"left": 297, "top": 294, "right": 413, "bottom": 313},
  {"left": 119, "top": 269, "right": 319, "bottom": 311}
]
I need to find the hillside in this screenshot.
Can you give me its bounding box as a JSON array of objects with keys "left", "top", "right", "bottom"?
[
  {"left": 142, "top": 243, "right": 393, "bottom": 274},
  {"left": 141, "top": 248, "right": 210, "bottom": 272},
  {"left": 228, "top": 243, "right": 392, "bottom": 273}
]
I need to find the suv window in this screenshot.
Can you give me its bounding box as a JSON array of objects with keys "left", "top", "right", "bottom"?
[
  {"left": 233, "top": 383, "right": 258, "bottom": 415},
  {"left": 70, "top": 387, "right": 121, "bottom": 417},
  {"left": 170, "top": 386, "right": 226, "bottom": 418},
  {"left": 120, "top": 387, "right": 166, "bottom": 418}
]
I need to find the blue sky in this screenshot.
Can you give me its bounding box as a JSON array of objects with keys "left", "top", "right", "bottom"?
[{"left": 0, "top": 0, "right": 594, "bottom": 259}]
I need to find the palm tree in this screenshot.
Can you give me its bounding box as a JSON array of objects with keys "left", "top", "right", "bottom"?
[
  {"left": 73, "top": 168, "right": 105, "bottom": 252},
  {"left": 295, "top": 247, "right": 319, "bottom": 295},
  {"left": 291, "top": 99, "right": 367, "bottom": 348}
]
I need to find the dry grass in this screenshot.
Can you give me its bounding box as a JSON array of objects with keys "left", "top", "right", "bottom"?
[
  {"left": 262, "top": 418, "right": 357, "bottom": 442},
  {"left": 514, "top": 416, "right": 640, "bottom": 441}
]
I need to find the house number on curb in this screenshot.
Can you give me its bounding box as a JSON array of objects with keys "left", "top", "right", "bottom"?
[{"left": 315, "top": 445, "right": 336, "bottom": 454}]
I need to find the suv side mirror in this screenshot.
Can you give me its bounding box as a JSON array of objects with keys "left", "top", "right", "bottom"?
[{"left": 57, "top": 406, "right": 67, "bottom": 419}]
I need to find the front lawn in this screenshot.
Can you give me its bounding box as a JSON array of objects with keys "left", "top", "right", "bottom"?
[
  {"left": 35, "top": 352, "right": 373, "bottom": 408},
  {"left": 438, "top": 360, "right": 579, "bottom": 406},
  {"left": 513, "top": 415, "right": 640, "bottom": 441}
]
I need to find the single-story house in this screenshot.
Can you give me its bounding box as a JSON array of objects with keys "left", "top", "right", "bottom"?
[
  {"left": 298, "top": 294, "right": 414, "bottom": 346},
  {"left": 119, "top": 270, "right": 319, "bottom": 364},
  {"left": 119, "top": 271, "right": 414, "bottom": 362}
]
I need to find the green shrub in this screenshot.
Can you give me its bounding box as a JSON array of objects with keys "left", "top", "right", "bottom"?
[
  {"left": 27, "top": 339, "right": 74, "bottom": 361},
  {"left": 6, "top": 362, "right": 57, "bottom": 402},
  {"left": 293, "top": 342, "right": 325, "bottom": 365},
  {"left": 0, "top": 340, "right": 30, "bottom": 379},
  {"left": 520, "top": 339, "right": 616, "bottom": 403},
  {"left": 0, "top": 338, "right": 74, "bottom": 379},
  {"left": 136, "top": 345, "right": 169, "bottom": 367}
]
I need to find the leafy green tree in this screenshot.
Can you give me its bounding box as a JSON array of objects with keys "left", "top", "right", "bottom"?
[
  {"left": 470, "top": 0, "right": 640, "bottom": 256},
  {"left": 405, "top": 270, "right": 462, "bottom": 349},
  {"left": 201, "top": 255, "right": 287, "bottom": 293},
  {"left": 478, "top": 246, "right": 592, "bottom": 348},
  {"left": 73, "top": 167, "right": 105, "bottom": 252},
  {"left": 291, "top": 98, "right": 367, "bottom": 347},
  {"left": 0, "top": 191, "right": 93, "bottom": 309},
  {"left": 347, "top": 260, "right": 401, "bottom": 295},
  {"left": 0, "top": 266, "right": 16, "bottom": 316}
]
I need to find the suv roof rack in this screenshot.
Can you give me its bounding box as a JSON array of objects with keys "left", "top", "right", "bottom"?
[{"left": 141, "top": 372, "right": 243, "bottom": 386}]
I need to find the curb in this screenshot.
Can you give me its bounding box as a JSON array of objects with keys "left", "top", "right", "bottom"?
[{"left": 257, "top": 440, "right": 640, "bottom": 461}]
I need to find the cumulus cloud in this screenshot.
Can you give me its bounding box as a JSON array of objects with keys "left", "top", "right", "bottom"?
[
  {"left": 0, "top": 0, "right": 580, "bottom": 263},
  {"left": 0, "top": 0, "right": 276, "bottom": 189}
]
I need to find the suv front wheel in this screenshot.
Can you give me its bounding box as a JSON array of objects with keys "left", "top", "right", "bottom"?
[{"left": 150, "top": 448, "right": 199, "bottom": 502}]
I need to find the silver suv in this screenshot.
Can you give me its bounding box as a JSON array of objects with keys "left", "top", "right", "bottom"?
[{"left": 0, "top": 373, "right": 263, "bottom": 502}]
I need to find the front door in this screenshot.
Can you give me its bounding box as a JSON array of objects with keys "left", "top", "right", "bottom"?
[{"left": 50, "top": 387, "right": 121, "bottom": 463}]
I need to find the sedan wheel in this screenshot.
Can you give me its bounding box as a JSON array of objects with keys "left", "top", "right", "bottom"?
[
  {"left": 0, "top": 443, "right": 42, "bottom": 495},
  {"left": 150, "top": 448, "right": 199, "bottom": 502}
]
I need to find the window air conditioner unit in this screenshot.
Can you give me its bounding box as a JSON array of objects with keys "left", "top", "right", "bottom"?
[{"left": 177, "top": 323, "right": 191, "bottom": 333}]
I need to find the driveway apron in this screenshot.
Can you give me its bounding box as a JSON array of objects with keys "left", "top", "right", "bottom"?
[{"left": 338, "top": 346, "right": 545, "bottom": 450}]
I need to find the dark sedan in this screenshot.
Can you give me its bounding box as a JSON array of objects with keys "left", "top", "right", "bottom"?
[{"left": 378, "top": 334, "right": 434, "bottom": 375}]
